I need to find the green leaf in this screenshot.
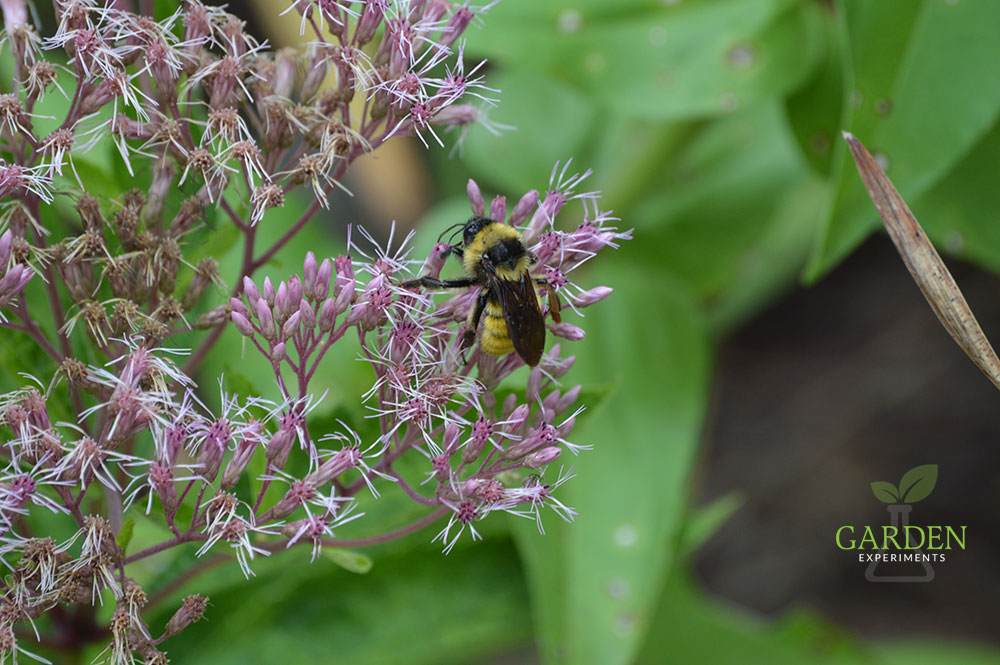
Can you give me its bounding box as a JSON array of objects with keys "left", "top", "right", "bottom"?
[
  {"left": 807, "top": 0, "right": 1000, "bottom": 279},
  {"left": 153, "top": 541, "right": 530, "bottom": 665},
  {"left": 784, "top": 4, "right": 846, "bottom": 175},
  {"left": 910, "top": 118, "right": 1000, "bottom": 274},
  {"left": 222, "top": 364, "right": 261, "bottom": 399},
  {"left": 875, "top": 641, "right": 1000, "bottom": 665},
  {"left": 898, "top": 464, "right": 937, "bottom": 503},
  {"left": 512, "top": 264, "right": 711, "bottom": 665},
  {"left": 870, "top": 481, "right": 899, "bottom": 504},
  {"left": 116, "top": 519, "right": 136, "bottom": 555},
  {"left": 627, "top": 102, "right": 822, "bottom": 332},
  {"left": 678, "top": 493, "right": 744, "bottom": 556},
  {"left": 639, "top": 571, "right": 864, "bottom": 665},
  {"left": 472, "top": 0, "right": 823, "bottom": 120},
  {"left": 322, "top": 548, "right": 373, "bottom": 574},
  {"left": 462, "top": 69, "right": 597, "bottom": 195}
]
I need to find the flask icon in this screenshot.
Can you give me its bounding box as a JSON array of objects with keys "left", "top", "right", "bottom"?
[
  {"left": 865, "top": 503, "right": 934, "bottom": 582},
  {"left": 864, "top": 464, "right": 938, "bottom": 583}
]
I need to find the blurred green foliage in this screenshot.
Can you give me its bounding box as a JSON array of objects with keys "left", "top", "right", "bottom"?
[{"left": 90, "top": 0, "right": 1000, "bottom": 663}]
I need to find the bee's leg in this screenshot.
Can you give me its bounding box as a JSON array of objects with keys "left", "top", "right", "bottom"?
[
  {"left": 534, "top": 278, "right": 562, "bottom": 323},
  {"left": 400, "top": 276, "right": 476, "bottom": 289},
  {"left": 462, "top": 293, "right": 488, "bottom": 350}
]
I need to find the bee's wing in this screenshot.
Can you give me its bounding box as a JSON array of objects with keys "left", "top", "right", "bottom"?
[{"left": 492, "top": 272, "right": 545, "bottom": 366}]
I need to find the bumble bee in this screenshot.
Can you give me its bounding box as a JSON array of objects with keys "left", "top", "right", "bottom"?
[{"left": 402, "top": 216, "right": 561, "bottom": 366}]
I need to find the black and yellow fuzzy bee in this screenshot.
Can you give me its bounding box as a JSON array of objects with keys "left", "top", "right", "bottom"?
[{"left": 402, "top": 216, "right": 561, "bottom": 366}]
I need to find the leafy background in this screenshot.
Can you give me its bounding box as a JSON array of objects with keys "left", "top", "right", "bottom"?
[{"left": 46, "top": 0, "right": 1000, "bottom": 663}]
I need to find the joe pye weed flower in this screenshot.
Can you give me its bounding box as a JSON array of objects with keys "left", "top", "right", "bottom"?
[{"left": 0, "top": 0, "right": 630, "bottom": 661}]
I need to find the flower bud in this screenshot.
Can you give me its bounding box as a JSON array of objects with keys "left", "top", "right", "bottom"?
[
  {"left": 287, "top": 275, "right": 303, "bottom": 311},
  {"left": 527, "top": 191, "right": 568, "bottom": 239},
  {"left": 197, "top": 439, "right": 225, "bottom": 482},
  {"left": 195, "top": 305, "right": 229, "bottom": 330},
  {"left": 439, "top": 7, "right": 474, "bottom": 48},
  {"left": 333, "top": 255, "right": 355, "bottom": 300},
  {"left": 550, "top": 322, "right": 585, "bottom": 341},
  {"left": 299, "top": 300, "right": 316, "bottom": 330},
  {"left": 316, "top": 258, "right": 333, "bottom": 299},
  {"left": 509, "top": 190, "right": 539, "bottom": 226},
  {"left": 542, "top": 389, "right": 560, "bottom": 414},
  {"left": 558, "top": 415, "right": 577, "bottom": 439},
  {"left": 463, "top": 416, "right": 492, "bottom": 463},
  {"left": 526, "top": 366, "right": 543, "bottom": 402},
  {"left": 302, "top": 251, "right": 318, "bottom": 297},
  {"left": 301, "top": 50, "right": 328, "bottom": 102},
  {"left": 231, "top": 311, "right": 254, "bottom": 337},
  {"left": 0, "top": 263, "right": 33, "bottom": 297},
  {"left": 162, "top": 423, "right": 186, "bottom": 465},
  {"left": 265, "top": 418, "right": 297, "bottom": 469},
  {"left": 467, "top": 179, "right": 485, "bottom": 217},
  {"left": 423, "top": 0, "right": 448, "bottom": 23},
  {"left": 505, "top": 424, "right": 556, "bottom": 460},
  {"left": 272, "top": 341, "right": 286, "bottom": 361},
  {"left": 442, "top": 422, "right": 462, "bottom": 454},
  {"left": 318, "top": 298, "right": 337, "bottom": 332},
  {"left": 274, "top": 281, "right": 290, "bottom": 323},
  {"left": 143, "top": 159, "right": 176, "bottom": 224},
  {"left": 524, "top": 446, "right": 561, "bottom": 469},
  {"left": 356, "top": 2, "right": 385, "bottom": 44},
  {"left": 150, "top": 462, "right": 178, "bottom": 514},
  {"left": 490, "top": 196, "right": 506, "bottom": 224},
  {"left": 183, "top": 258, "right": 220, "bottom": 310},
  {"left": 557, "top": 385, "right": 582, "bottom": 413},
  {"left": 221, "top": 437, "right": 259, "bottom": 490},
  {"left": 504, "top": 404, "right": 531, "bottom": 434},
  {"left": 262, "top": 276, "right": 275, "bottom": 306},
  {"left": 163, "top": 595, "right": 209, "bottom": 638},
  {"left": 552, "top": 356, "right": 576, "bottom": 379},
  {"left": 304, "top": 447, "right": 360, "bottom": 486},
  {"left": 572, "top": 286, "right": 613, "bottom": 308},
  {"left": 57, "top": 261, "right": 93, "bottom": 303},
  {"left": 501, "top": 393, "right": 518, "bottom": 418},
  {"left": 430, "top": 454, "right": 450, "bottom": 481},
  {"left": 429, "top": 104, "right": 480, "bottom": 128},
  {"left": 169, "top": 197, "right": 203, "bottom": 238},
  {"left": 281, "top": 311, "right": 301, "bottom": 340},
  {"left": 273, "top": 48, "right": 298, "bottom": 99},
  {"left": 269, "top": 480, "right": 317, "bottom": 520},
  {"left": 230, "top": 297, "right": 250, "bottom": 319},
  {"left": 255, "top": 299, "right": 275, "bottom": 340},
  {"left": 0, "top": 230, "right": 12, "bottom": 266},
  {"left": 347, "top": 275, "right": 392, "bottom": 331},
  {"left": 242, "top": 276, "right": 261, "bottom": 305},
  {"left": 415, "top": 242, "right": 450, "bottom": 280}
]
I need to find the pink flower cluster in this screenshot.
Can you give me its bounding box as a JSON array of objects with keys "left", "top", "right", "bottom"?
[
  {"left": 0, "top": 0, "right": 630, "bottom": 661},
  {"left": 231, "top": 163, "right": 629, "bottom": 551}
]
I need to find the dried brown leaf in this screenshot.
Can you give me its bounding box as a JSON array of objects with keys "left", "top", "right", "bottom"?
[{"left": 843, "top": 131, "right": 1000, "bottom": 391}]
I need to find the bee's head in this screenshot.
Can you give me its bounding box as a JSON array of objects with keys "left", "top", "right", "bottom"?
[
  {"left": 437, "top": 216, "right": 492, "bottom": 248},
  {"left": 461, "top": 216, "right": 490, "bottom": 246}
]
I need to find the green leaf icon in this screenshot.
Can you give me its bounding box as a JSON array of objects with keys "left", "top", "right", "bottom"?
[
  {"left": 870, "top": 481, "right": 900, "bottom": 503},
  {"left": 898, "top": 464, "right": 938, "bottom": 503}
]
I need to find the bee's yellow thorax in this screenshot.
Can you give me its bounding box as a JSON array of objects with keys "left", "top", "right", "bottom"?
[{"left": 462, "top": 222, "right": 524, "bottom": 277}]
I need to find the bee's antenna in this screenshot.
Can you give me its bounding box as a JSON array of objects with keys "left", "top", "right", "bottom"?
[{"left": 437, "top": 221, "right": 467, "bottom": 245}]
